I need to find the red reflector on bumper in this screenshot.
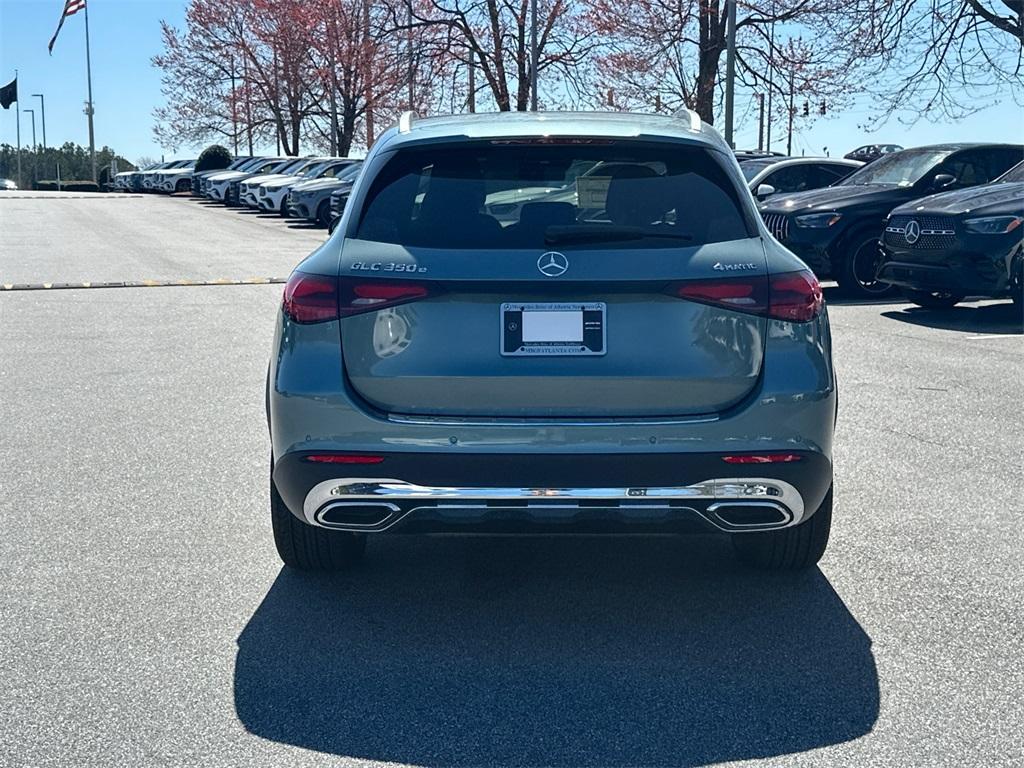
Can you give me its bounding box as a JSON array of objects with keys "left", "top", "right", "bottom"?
[
  {"left": 722, "top": 453, "right": 803, "bottom": 464},
  {"left": 304, "top": 454, "right": 385, "bottom": 464}
]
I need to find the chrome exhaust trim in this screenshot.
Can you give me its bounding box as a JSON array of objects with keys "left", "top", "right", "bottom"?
[
  {"left": 315, "top": 502, "right": 401, "bottom": 531},
  {"left": 707, "top": 501, "right": 792, "bottom": 529},
  {"left": 303, "top": 477, "right": 804, "bottom": 533}
]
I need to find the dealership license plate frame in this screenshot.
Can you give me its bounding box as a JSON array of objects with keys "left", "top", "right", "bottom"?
[{"left": 501, "top": 302, "right": 606, "bottom": 357}]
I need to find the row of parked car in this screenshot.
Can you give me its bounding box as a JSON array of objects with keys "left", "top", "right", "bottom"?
[
  {"left": 742, "top": 143, "right": 1024, "bottom": 306},
  {"left": 112, "top": 155, "right": 364, "bottom": 228},
  {"left": 112, "top": 160, "right": 197, "bottom": 194},
  {"left": 113, "top": 136, "right": 1022, "bottom": 309}
]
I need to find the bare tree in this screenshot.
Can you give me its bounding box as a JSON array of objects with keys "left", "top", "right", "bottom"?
[
  {"left": 385, "top": 0, "right": 597, "bottom": 112},
  {"left": 855, "top": 0, "right": 1024, "bottom": 125},
  {"left": 153, "top": 0, "right": 323, "bottom": 155},
  {"left": 582, "top": 0, "right": 873, "bottom": 134}
]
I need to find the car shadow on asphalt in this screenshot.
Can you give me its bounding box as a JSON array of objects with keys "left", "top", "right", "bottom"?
[
  {"left": 234, "top": 535, "right": 878, "bottom": 766},
  {"left": 821, "top": 286, "right": 905, "bottom": 307},
  {"left": 881, "top": 301, "right": 1022, "bottom": 335}
]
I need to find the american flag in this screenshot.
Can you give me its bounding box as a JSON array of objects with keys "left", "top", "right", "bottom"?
[{"left": 48, "top": 0, "right": 87, "bottom": 54}]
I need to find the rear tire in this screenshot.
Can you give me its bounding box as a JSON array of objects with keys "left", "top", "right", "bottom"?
[
  {"left": 837, "top": 231, "right": 894, "bottom": 298},
  {"left": 732, "top": 486, "right": 832, "bottom": 570},
  {"left": 271, "top": 475, "right": 366, "bottom": 571},
  {"left": 904, "top": 289, "right": 963, "bottom": 310}
]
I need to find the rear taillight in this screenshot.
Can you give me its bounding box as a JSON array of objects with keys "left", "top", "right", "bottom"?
[
  {"left": 282, "top": 272, "right": 438, "bottom": 323},
  {"left": 768, "top": 270, "right": 824, "bottom": 322},
  {"left": 673, "top": 276, "right": 769, "bottom": 315},
  {"left": 282, "top": 272, "right": 339, "bottom": 323},
  {"left": 338, "top": 280, "right": 435, "bottom": 317},
  {"left": 669, "top": 269, "right": 823, "bottom": 322}
]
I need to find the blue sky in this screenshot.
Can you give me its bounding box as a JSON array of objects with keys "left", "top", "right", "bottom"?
[{"left": 1, "top": 0, "right": 1022, "bottom": 163}]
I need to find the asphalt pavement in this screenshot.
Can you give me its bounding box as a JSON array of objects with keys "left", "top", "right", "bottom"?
[{"left": 1, "top": 193, "right": 1022, "bottom": 767}]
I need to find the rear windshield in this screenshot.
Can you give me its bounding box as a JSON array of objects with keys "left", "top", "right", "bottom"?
[{"left": 355, "top": 143, "right": 752, "bottom": 249}]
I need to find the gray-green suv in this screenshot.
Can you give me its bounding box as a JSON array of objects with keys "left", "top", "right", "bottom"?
[{"left": 267, "top": 110, "right": 837, "bottom": 571}]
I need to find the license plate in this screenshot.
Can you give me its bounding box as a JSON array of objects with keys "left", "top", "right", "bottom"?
[{"left": 501, "top": 302, "right": 606, "bottom": 356}]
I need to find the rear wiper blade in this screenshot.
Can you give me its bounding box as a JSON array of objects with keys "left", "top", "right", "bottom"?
[{"left": 544, "top": 225, "right": 693, "bottom": 245}]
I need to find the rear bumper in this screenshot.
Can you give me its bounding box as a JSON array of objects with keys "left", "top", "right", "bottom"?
[{"left": 273, "top": 450, "right": 833, "bottom": 535}]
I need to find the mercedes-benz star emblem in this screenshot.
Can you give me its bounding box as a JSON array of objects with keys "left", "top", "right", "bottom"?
[
  {"left": 537, "top": 251, "right": 569, "bottom": 277},
  {"left": 905, "top": 219, "right": 921, "bottom": 245}
]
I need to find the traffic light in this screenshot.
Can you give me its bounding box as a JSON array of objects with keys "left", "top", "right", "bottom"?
[
  {"left": 802, "top": 101, "right": 809, "bottom": 117},
  {"left": 820, "top": 101, "right": 827, "bottom": 115}
]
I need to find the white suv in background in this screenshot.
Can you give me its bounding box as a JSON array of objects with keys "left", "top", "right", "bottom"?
[
  {"left": 155, "top": 161, "right": 197, "bottom": 194},
  {"left": 239, "top": 158, "right": 322, "bottom": 208}
]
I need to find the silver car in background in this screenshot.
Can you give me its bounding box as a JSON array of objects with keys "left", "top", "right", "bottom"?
[
  {"left": 286, "top": 162, "right": 363, "bottom": 226},
  {"left": 267, "top": 111, "right": 837, "bottom": 572}
]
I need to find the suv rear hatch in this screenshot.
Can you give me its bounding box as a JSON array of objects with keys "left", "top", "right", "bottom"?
[{"left": 336, "top": 140, "right": 770, "bottom": 419}]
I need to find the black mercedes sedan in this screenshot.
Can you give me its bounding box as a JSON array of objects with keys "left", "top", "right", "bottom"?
[
  {"left": 876, "top": 161, "right": 1024, "bottom": 310},
  {"left": 759, "top": 144, "right": 1023, "bottom": 297}
]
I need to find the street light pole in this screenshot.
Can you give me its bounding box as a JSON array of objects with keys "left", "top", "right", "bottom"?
[
  {"left": 32, "top": 93, "right": 46, "bottom": 148},
  {"left": 724, "top": 0, "right": 737, "bottom": 148},
  {"left": 23, "top": 108, "right": 36, "bottom": 149},
  {"left": 83, "top": 0, "right": 97, "bottom": 182},
  {"left": 756, "top": 93, "right": 765, "bottom": 151},
  {"left": 14, "top": 70, "right": 22, "bottom": 188}
]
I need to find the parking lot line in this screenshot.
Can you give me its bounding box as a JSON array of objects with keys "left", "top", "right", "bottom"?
[{"left": 0, "top": 278, "right": 287, "bottom": 291}]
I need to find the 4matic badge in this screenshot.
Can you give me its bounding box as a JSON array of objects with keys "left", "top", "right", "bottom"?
[{"left": 713, "top": 261, "right": 758, "bottom": 271}]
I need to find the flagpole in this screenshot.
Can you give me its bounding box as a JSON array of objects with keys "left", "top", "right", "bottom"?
[
  {"left": 84, "top": 0, "right": 97, "bottom": 183},
  {"left": 15, "top": 70, "right": 21, "bottom": 189}
]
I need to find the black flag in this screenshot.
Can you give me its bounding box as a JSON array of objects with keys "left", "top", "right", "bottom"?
[{"left": 0, "top": 76, "right": 15, "bottom": 110}]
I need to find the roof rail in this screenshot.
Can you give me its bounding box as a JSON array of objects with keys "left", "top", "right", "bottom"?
[
  {"left": 671, "top": 108, "right": 702, "bottom": 133},
  {"left": 398, "top": 110, "right": 418, "bottom": 134}
]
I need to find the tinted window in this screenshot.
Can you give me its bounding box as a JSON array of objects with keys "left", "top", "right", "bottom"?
[
  {"left": 277, "top": 159, "right": 310, "bottom": 174},
  {"left": 812, "top": 163, "right": 857, "bottom": 186},
  {"left": 319, "top": 162, "right": 356, "bottom": 179},
  {"left": 940, "top": 148, "right": 1024, "bottom": 187},
  {"left": 739, "top": 160, "right": 774, "bottom": 181},
  {"left": 237, "top": 158, "right": 266, "bottom": 171},
  {"left": 762, "top": 165, "right": 815, "bottom": 193},
  {"left": 356, "top": 143, "right": 751, "bottom": 249}
]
